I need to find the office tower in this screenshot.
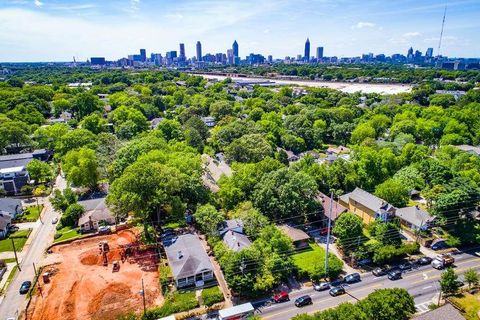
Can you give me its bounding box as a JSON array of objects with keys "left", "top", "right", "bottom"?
[
  {"left": 426, "top": 48, "right": 433, "bottom": 58},
  {"left": 407, "top": 47, "right": 414, "bottom": 60},
  {"left": 179, "top": 43, "right": 185, "bottom": 60},
  {"left": 151, "top": 53, "right": 163, "bottom": 66},
  {"left": 268, "top": 55, "right": 273, "bottom": 63},
  {"left": 232, "top": 40, "right": 239, "bottom": 64},
  {"left": 316, "top": 47, "right": 324, "bottom": 60},
  {"left": 90, "top": 57, "right": 106, "bottom": 65},
  {"left": 196, "top": 41, "right": 202, "bottom": 61},
  {"left": 227, "top": 49, "right": 234, "bottom": 64},
  {"left": 140, "top": 49, "right": 146, "bottom": 62},
  {"left": 304, "top": 38, "right": 310, "bottom": 62}
]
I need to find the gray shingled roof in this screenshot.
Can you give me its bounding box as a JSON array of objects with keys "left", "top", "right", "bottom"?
[
  {"left": 278, "top": 225, "right": 310, "bottom": 242},
  {"left": 0, "top": 198, "right": 23, "bottom": 216},
  {"left": 412, "top": 303, "right": 464, "bottom": 320},
  {"left": 222, "top": 231, "right": 252, "bottom": 252},
  {"left": 343, "top": 187, "right": 390, "bottom": 212},
  {"left": 78, "top": 197, "right": 108, "bottom": 212},
  {"left": 163, "top": 234, "right": 213, "bottom": 280},
  {"left": 396, "top": 206, "right": 434, "bottom": 227}
]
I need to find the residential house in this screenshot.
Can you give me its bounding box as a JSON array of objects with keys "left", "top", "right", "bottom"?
[
  {"left": 339, "top": 187, "right": 396, "bottom": 224},
  {"left": 316, "top": 192, "right": 348, "bottom": 223},
  {"left": 0, "top": 198, "right": 23, "bottom": 219},
  {"left": 78, "top": 197, "right": 115, "bottom": 232},
  {"left": 455, "top": 144, "right": 480, "bottom": 156},
  {"left": 395, "top": 206, "right": 435, "bottom": 231},
  {"left": 219, "top": 219, "right": 252, "bottom": 252},
  {"left": 0, "top": 150, "right": 51, "bottom": 194},
  {"left": 412, "top": 303, "right": 465, "bottom": 320},
  {"left": 150, "top": 117, "right": 164, "bottom": 130},
  {"left": 278, "top": 224, "right": 310, "bottom": 248},
  {"left": 163, "top": 233, "right": 215, "bottom": 288},
  {"left": 326, "top": 146, "right": 351, "bottom": 155},
  {"left": 0, "top": 213, "right": 12, "bottom": 239},
  {"left": 201, "top": 116, "right": 216, "bottom": 128},
  {"left": 277, "top": 148, "right": 299, "bottom": 162}
]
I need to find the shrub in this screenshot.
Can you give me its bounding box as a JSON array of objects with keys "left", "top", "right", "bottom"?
[
  {"left": 201, "top": 286, "right": 224, "bottom": 306},
  {"left": 145, "top": 291, "right": 199, "bottom": 319}
]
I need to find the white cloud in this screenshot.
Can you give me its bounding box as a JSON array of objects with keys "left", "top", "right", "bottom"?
[
  {"left": 403, "top": 32, "right": 421, "bottom": 38},
  {"left": 34, "top": 0, "right": 43, "bottom": 7},
  {"left": 351, "top": 21, "right": 376, "bottom": 29},
  {"left": 130, "top": 0, "right": 140, "bottom": 12}
]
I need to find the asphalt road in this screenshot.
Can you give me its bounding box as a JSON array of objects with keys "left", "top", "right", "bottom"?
[
  {"left": 0, "top": 175, "right": 66, "bottom": 320},
  {"left": 255, "top": 251, "right": 480, "bottom": 320}
]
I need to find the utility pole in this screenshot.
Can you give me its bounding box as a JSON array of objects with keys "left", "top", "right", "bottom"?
[
  {"left": 324, "top": 191, "right": 333, "bottom": 280},
  {"left": 11, "top": 238, "right": 21, "bottom": 271}
]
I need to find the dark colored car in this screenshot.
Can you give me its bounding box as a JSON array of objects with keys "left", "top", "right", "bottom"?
[
  {"left": 398, "top": 262, "right": 413, "bottom": 271},
  {"left": 417, "top": 256, "right": 433, "bottom": 265},
  {"left": 273, "top": 291, "right": 290, "bottom": 303},
  {"left": 344, "top": 273, "right": 361, "bottom": 284},
  {"left": 372, "top": 267, "right": 388, "bottom": 277},
  {"left": 387, "top": 269, "right": 402, "bottom": 280},
  {"left": 329, "top": 279, "right": 344, "bottom": 287},
  {"left": 295, "top": 295, "right": 312, "bottom": 307},
  {"left": 329, "top": 286, "right": 346, "bottom": 297},
  {"left": 431, "top": 240, "right": 449, "bottom": 251},
  {"left": 19, "top": 281, "right": 32, "bottom": 294}
]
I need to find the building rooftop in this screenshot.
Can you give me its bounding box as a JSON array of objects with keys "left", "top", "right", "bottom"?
[
  {"left": 456, "top": 144, "right": 480, "bottom": 156},
  {"left": 163, "top": 233, "right": 213, "bottom": 280},
  {"left": 340, "top": 187, "right": 392, "bottom": 213},
  {"left": 412, "top": 303, "right": 464, "bottom": 320},
  {"left": 278, "top": 224, "right": 310, "bottom": 242},
  {"left": 222, "top": 230, "right": 252, "bottom": 252},
  {"left": 0, "top": 198, "right": 23, "bottom": 216},
  {"left": 316, "top": 192, "right": 348, "bottom": 221},
  {"left": 395, "top": 206, "right": 434, "bottom": 227}
]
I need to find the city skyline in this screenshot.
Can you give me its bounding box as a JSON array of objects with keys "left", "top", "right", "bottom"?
[{"left": 0, "top": 0, "right": 480, "bottom": 62}]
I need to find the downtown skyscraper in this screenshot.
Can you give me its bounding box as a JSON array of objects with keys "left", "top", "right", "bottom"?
[
  {"left": 196, "top": 41, "right": 202, "bottom": 61},
  {"left": 304, "top": 38, "right": 310, "bottom": 62},
  {"left": 232, "top": 40, "right": 239, "bottom": 64}
]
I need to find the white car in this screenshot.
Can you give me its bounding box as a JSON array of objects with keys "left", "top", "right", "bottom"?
[{"left": 313, "top": 282, "right": 330, "bottom": 291}]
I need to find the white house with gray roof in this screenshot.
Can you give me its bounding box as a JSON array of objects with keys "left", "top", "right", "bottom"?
[
  {"left": 395, "top": 205, "right": 435, "bottom": 230},
  {"left": 163, "top": 233, "right": 215, "bottom": 288}
]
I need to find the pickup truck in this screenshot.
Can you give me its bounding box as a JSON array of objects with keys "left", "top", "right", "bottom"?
[{"left": 431, "top": 254, "right": 455, "bottom": 269}]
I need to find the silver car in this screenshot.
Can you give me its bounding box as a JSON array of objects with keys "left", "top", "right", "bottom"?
[{"left": 313, "top": 281, "right": 330, "bottom": 291}]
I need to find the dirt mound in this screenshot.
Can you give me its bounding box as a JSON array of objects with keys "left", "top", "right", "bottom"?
[
  {"left": 116, "top": 230, "right": 137, "bottom": 245},
  {"left": 88, "top": 282, "right": 135, "bottom": 320},
  {"left": 80, "top": 248, "right": 124, "bottom": 266}
]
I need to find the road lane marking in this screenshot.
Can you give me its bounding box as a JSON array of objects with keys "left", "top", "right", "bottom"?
[
  {"left": 260, "top": 283, "right": 382, "bottom": 319},
  {"left": 422, "top": 273, "right": 428, "bottom": 280},
  {"left": 422, "top": 286, "right": 432, "bottom": 290}
]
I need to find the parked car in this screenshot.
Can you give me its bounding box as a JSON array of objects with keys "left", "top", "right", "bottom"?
[
  {"left": 52, "top": 217, "right": 58, "bottom": 224},
  {"left": 344, "top": 273, "right": 361, "bottom": 284},
  {"left": 431, "top": 254, "right": 455, "bottom": 269},
  {"left": 431, "top": 240, "right": 449, "bottom": 251},
  {"left": 398, "top": 261, "right": 413, "bottom": 271},
  {"left": 319, "top": 226, "right": 331, "bottom": 236},
  {"left": 329, "top": 279, "right": 344, "bottom": 287},
  {"left": 372, "top": 266, "right": 389, "bottom": 277},
  {"left": 313, "top": 282, "right": 330, "bottom": 291},
  {"left": 294, "top": 295, "right": 312, "bottom": 307},
  {"left": 273, "top": 291, "right": 290, "bottom": 303},
  {"left": 387, "top": 269, "right": 402, "bottom": 280},
  {"left": 416, "top": 256, "right": 433, "bottom": 265},
  {"left": 98, "top": 226, "right": 111, "bottom": 234},
  {"left": 19, "top": 281, "right": 32, "bottom": 294},
  {"left": 329, "top": 286, "right": 346, "bottom": 297}
]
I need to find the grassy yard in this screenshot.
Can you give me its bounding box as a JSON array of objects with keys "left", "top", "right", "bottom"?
[
  {"left": 292, "top": 243, "right": 344, "bottom": 279},
  {"left": 0, "top": 229, "right": 32, "bottom": 252},
  {"left": 15, "top": 205, "right": 44, "bottom": 222},
  {"left": 54, "top": 226, "right": 81, "bottom": 243},
  {"left": 147, "top": 290, "right": 199, "bottom": 318},
  {"left": 450, "top": 292, "right": 480, "bottom": 320}
]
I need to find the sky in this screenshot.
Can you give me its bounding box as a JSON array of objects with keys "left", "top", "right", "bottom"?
[{"left": 0, "top": 0, "right": 479, "bottom": 62}]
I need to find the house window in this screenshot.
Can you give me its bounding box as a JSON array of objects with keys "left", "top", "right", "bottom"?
[
  {"left": 178, "top": 278, "right": 187, "bottom": 287},
  {"left": 203, "top": 271, "right": 213, "bottom": 280}
]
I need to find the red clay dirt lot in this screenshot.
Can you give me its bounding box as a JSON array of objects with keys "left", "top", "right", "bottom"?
[{"left": 28, "top": 230, "right": 163, "bottom": 320}]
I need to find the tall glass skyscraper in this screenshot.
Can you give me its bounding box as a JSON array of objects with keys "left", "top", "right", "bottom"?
[
  {"left": 196, "top": 41, "right": 202, "bottom": 61},
  {"left": 304, "top": 38, "right": 310, "bottom": 62},
  {"left": 232, "top": 40, "right": 239, "bottom": 65}
]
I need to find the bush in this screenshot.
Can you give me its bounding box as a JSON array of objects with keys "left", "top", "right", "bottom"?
[
  {"left": 60, "top": 203, "right": 84, "bottom": 227},
  {"left": 145, "top": 291, "right": 199, "bottom": 319},
  {"left": 20, "top": 185, "right": 33, "bottom": 195},
  {"left": 201, "top": 286, "right": 224, "bottom": 306}
]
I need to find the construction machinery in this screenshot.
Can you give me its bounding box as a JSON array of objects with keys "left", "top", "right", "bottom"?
[
  {"left": 99, "top": 241, "right": 110, "bottom": 266},
  {"left": 112, "top": 260, "right": 120, "bottom": 272}
]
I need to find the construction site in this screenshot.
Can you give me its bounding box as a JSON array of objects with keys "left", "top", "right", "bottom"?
[{"left": 27, "top": 230, "right": 163, "bottom": 320}]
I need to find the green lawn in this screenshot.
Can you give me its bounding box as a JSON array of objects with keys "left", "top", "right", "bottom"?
[
  {"left": 54, "top": 226, "right": 81, "bottom": 243},
  {"left": 292, "top": 243, "right": 344, "bottom": 280},
  {"left": 15, "top": 205, "right": 44, "bottom": 222},
  {"left": 0, "top": 229, "right": 32, "bottom": 252},
  {"left": 450, "top": 292, "right": 480, "bottom": 320}
]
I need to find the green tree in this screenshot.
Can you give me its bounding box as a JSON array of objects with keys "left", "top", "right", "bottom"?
[
  {"left": 156, "top": 119, "right": 184, "bottom": 141},
  {"left": 359, "top": 288, "right": 415, "bottom": 320},
  {"left": 225, "top": 134, "right": 273, "bottom": 163},
  {"left": 440, "top": 267, "right": 460, "bottom": 295},
  {"left": 464, "top": 268, "right": 479, "bottom": 289},
  {"left": 62, "top": 147, "right": 99, "bottom": 189},
  {"left": 56, "top": 128, "right": 98, "bottom": 155},
  {"left": 26, "top": 159, "right": 52, "bottom": 183},
  {"left": 33, "top": 123, "right": 69, "bottom": 150},
  {"left": 61, "top": 203, "right": 84, "bottom": 227},
  {"left": 351, "top": 123, "right": 376, "bottom": 145},
  {"left": 194, "top": 204, "right": 224, "bottom": 236},
  {"left": 80, "top": 113, "right": 108, "bottom": 134},
  {"left": 210, "top": 100, "right": 235, "bottom": 120},
  {"left": 73, "top": 92, "right": 102, "bottom": 120},
  {"left": 374, "top": 178, "right": 409, "bottom": 207},
  {"left": 333, "top": 213, "right": 364, "bottom": 252}
]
